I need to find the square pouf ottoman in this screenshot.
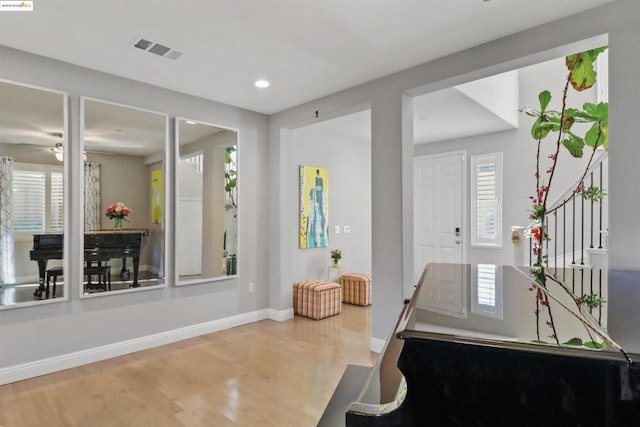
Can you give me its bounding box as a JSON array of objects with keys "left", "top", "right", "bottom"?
[
  {"left": 340, "top": 273, "right": 372, "bottom": 306},
  {"left": 293, "top": 280, "right": 342, "bottom": 320}
]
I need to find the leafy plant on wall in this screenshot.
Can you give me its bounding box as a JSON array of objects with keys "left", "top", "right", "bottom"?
[
  {"left": 521, "top": 47, "right": 609, "bottom": 348},
  {"left": 224, "top": 146, "right": 237, "bottom": 213}
]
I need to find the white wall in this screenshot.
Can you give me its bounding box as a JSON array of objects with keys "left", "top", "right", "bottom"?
[
  {"left": 291, "top": 110, "right": 372, "bottom": 282},
  {"left": 456, "top": 70, "right": 520, "bottom": 128}
]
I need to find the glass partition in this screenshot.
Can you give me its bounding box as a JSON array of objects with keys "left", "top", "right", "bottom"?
[
  {"left": 0, "top": 80, "right": 68, "bottom": 307},
  {"left": 80, "top": 98, "right": 167, "bottom": 297},
  {"left": 175, "top": 118, "right": 238, "bottom": 285}
]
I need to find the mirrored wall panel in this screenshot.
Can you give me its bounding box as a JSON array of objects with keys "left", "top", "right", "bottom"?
[
  {"left": 0, "top": 80, "right": 67, "bottom": 307},
  {"left": 176, "top": 118, "right": 238, "bottom": 285},
  {"left": 81, "top": 98, "right": 167, "bottom": 297}
]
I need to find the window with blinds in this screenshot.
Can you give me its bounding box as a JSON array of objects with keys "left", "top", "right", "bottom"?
[
  {"left": 183, "top": 153, "right": 204, "bottom": 173},
  {"left": 50, "top": 172, "right": 64, "bottom": 232},
  {"left": 12, "top": 164, "right": 64, "bottom": 234},
  {"left": 472, "top": 264, "right": 503, "bottom": 319},
  {"left": 476, "top": 264, "right": 497, "bottom": 307},
  {"left": 471, "top": 153, "right": 502, "bottom": 247}
]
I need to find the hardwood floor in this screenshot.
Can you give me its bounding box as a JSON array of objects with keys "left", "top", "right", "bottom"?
[{"left": 0, "top": 304, "right": 376, "bottom": 426}]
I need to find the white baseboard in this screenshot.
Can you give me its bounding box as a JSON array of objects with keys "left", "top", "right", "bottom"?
[
  {"left": 268, "top": 308, "right": 294, "bottom": 322},
  {"left": 370, "top": 337, "right": 385, "bottom": 354},
  {"left": 14, "top": 274, "right": 40, "bottom": 285},
  {"left": 0, "top": 309, "right": 271, "bottom": 386}
]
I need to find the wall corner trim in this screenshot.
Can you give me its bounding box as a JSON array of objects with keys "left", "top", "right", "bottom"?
[
  {"left": 268, "top": 308, "right": 294, "bottom": 322},
  {"left": 0, "top": 309, "right": 271, "bottom": 386},
  {"left": 370, "top": 337, "right": 385, "bottom": 354}
]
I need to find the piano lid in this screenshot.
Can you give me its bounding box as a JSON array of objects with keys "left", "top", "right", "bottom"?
[
  {"left": 342, "top": 263, "right": 640, "bottom": 424},
  {"left": 90, "top": 229, "right": 149, "bottom": 236},
  {"left": 401, "top": 263, "right": 636, "bottom": 363}
]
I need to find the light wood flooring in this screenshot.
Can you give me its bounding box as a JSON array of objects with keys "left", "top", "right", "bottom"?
[{"left": 0, "top": 304, "right": 376, "bottom": 427}]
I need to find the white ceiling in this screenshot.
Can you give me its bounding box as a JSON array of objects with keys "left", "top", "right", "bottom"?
[
  {"left": 0, "top": 81, "right": 233, "bottom": 157},
  {"left": 0, "top": 81, "right": 64, "bottom": 146},
  {"left": 413, "top": 87, "right": 516, "bottom": 144},
  {"left": 0, "top": 0, "right": 613, "bottom": 115},
  {"left": 84, "top": 99, "right": 167, "bottom": 156}
]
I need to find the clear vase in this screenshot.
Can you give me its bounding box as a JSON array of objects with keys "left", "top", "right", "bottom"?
[{"left": 113, "top": 217, "right": 123, "bottom": 230}]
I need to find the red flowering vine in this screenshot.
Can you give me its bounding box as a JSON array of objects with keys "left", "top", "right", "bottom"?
[{"left": 521, "top": 47, "right": 609, "bottom": 345}]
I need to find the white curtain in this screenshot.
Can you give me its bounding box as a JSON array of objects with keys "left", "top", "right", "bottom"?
[
  {"left": 84, "top": 162, "right": 101, "bottom": 231},
  {"left": 0, "top": 156, "right": 15, "bottom": 284}
]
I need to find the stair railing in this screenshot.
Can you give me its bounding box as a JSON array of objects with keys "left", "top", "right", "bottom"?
[{"left": 527, "top": 149, "right": 608, "bottom": 323}]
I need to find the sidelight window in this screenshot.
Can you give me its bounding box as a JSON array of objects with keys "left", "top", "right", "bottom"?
[{"left": 471, "top": 153, "right": 502, "bottom": 247}]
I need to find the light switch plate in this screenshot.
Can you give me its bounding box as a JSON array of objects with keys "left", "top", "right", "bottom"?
[
  {"left": 334, "top": 226, "right": 341, "bottom": 234},
  {"left": 343, "top": 226, "right": 351, "bottom": 233}
]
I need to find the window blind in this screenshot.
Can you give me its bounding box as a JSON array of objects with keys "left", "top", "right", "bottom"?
[
  {"left": 12, "top": 170, "right": 46, "bottom": 233},
  {"left": 471, "top": 153, "right": 502, "bottom": 247},
  {"left": 51, "top": 171, "right": 64, "bottom": 232},
  {"left": 12, "top": 164, "right": 64, "bottom": 234},
  {"left": 476, "top": 264, "right": 497, "bottom": 307},
  {"left": 183, "top": 153, "right": 203, "bottom": 173}
]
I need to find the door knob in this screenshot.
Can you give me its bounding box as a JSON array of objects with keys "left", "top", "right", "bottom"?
[{"left": 455, "top": 240, "right": 461, "bottom": 244}]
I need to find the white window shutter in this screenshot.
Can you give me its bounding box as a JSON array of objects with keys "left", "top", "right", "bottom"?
[
  {"left": 12, "top": 163, "right": 64, "bottom": 234},
  {"left": 471, "top": 153, "right": 503, "bottom": 247},
  {"left": 12, "top": 170, "right": 46, "bottom": 233}
]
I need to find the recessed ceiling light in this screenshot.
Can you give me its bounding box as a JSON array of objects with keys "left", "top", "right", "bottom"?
[{"left": 254, "top": 79, "right": 270, "bottom": 89}]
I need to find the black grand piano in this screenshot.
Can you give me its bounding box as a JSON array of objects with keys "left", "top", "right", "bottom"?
[
  {"left": 320, "top": 263, "right": 640, "bottom": 426},
  {"left": 29, "top": 230, "right": 148, "bottom": 298}
]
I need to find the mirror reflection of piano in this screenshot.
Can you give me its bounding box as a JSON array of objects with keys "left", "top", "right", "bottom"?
[{"left": 29, "top": 230, "right": 148, "bottom": 299}]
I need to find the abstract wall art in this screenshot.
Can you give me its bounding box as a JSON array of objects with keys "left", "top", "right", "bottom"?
[
  {"left": 299, "top": 165, "right": 329, "bottom": 248},
  {"left": 151, "top": 168, "right": 163, "bottom": 224}
]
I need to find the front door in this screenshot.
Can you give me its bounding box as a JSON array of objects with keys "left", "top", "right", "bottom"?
[{"left": 414, "top": 152, "right": 464, "bottom": 282}]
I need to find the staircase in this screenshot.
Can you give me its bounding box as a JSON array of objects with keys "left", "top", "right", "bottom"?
[
  {"left": 530, "top": 149, "right": 609, "bottom": 270},
  {"left": 524, "top": 150, "right": 608, "bottom": 324}
]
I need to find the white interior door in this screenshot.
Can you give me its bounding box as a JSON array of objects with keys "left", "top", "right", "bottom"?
[
  {"left": 414, "top": 153, "right": 464, "bottom": 282},
  {"left": 178, "top": 199, "right": 203, "bottom": 275},
  {"left": 420, "top": 263, "right": 467, "bottom": 318}
]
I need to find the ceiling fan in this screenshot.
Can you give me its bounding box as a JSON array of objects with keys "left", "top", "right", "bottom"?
[
  {"left": 20, "top": 137, "right": 115, "bottom": 161},
  {"left": 50, "top": 142, "right": 66, "bottom": 162},
  {"left": 49, "top": 142, "right": 116, "bottom": 161}
]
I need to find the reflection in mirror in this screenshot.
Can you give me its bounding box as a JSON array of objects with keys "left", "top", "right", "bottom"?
[
  {"left": 176, "top": 118, "right": 238, "bottom": 285},
  {"left": 0, "top": 80, "right": 67, "bottom": 307},
  {"left": 81, "top": 98, "right": 167, "bottom": 296}
]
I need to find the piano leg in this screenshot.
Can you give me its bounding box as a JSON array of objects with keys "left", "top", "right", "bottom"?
[
  {"left": 120, "top": 256, "right": 130, "bottom": 280},
  {"left": 132, "top": 256, "right": 140, "bottom": 287},
  {"left": 33, "top": 260, "right": 47, "bottom": 299}
]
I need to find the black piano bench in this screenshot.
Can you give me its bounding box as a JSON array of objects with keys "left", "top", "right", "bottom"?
[
  {"left": 84, "top": 265, "right": 111, "bottom": 292},
  {"left": 45, "top": 267, "right": 63, "bottom": 299}
]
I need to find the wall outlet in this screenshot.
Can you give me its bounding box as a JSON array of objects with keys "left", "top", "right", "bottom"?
[
  {"left": 343, "top": 226, "right": 351, "bottom": 233},
  {"left": 334, "top": 226, "right": 341, "bottom": 234},
  {"left": 248, "top": 282, "right": 255, "bottom": 293}
]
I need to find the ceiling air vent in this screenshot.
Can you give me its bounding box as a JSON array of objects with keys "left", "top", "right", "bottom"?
[
  {"left": 149, "top": 43, "right": 171, "bottom": 56},
  {"left": 134, "top": 38, "right": 153, "bottom": 50},
  {"left": 132, "top": 37, "right": 183, "bottom": 61},
  {"left": 164, "top": 50, "right": 183, "bottom": 60}
]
